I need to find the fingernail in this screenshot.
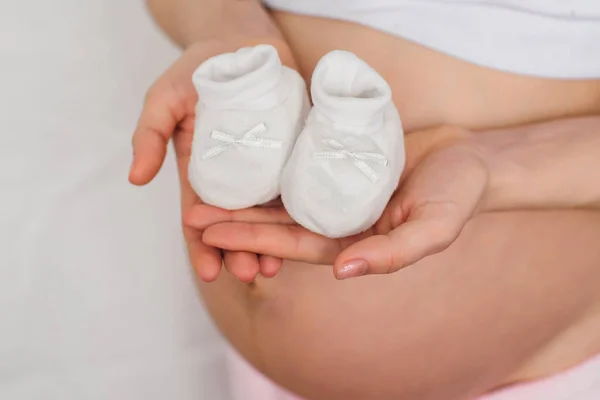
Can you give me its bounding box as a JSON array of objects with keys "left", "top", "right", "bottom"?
[{"left": 336, "top": 259, "right": 368, "bottom": 280}]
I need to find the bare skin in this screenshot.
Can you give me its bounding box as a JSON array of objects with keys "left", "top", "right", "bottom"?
[
  {"left": 132, "top": 3, "right": 600, "bottom": 399},
  {"left": 199, "top": 15, "right": 600, "bottom": 400}
]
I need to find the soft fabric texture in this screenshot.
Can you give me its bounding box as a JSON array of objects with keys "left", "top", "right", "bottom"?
[
  {"left": 262, "top": 0, "right": 600, "bottom": 79},
  {"left": 189, "top": 45, "right": 309, "bottom": 210},
  {"left": 281, "top": 50, "right": 405, "bottom": 238},
  {"left": 228, "top": 348, "right": 600, "bottom": 400}
]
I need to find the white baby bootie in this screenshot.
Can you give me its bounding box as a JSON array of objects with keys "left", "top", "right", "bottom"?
[
  {"left": 189, "top": 45, "right": 309, "bottom": 210},
  {"left": 281, "top": 50, "right": 405, "bottom": 238}
]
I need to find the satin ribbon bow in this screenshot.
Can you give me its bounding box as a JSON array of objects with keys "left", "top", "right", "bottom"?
[
  {"left": 313, "top": 138, "right": 388, "bottom": 183},
  {"left": 202, "top": 122, "right": 282, "bottom": 159}
]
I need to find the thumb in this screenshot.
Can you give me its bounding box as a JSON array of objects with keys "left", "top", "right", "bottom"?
[
  {"left": 333, "top": 202, "right": 467, "bottom": 279},
  {"left": 129, "top": 83, "right": 192, "bottom": 185}
]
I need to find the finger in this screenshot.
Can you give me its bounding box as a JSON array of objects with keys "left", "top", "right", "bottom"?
[
  {"left": 174, "top": 129, "right": 225, "bottom": 281},
  {"left": 334, "top": 202, "right": 466, "bottom": 279},
  {"left": 258, "top": 255, "right": 283, "bottom": 278},
  {"left": 223, "top": 251, "right": 260, "bottom": 283},
  {"left": 259, "top": 255, "right": 282, "bottom": 277},
  {"left": 185, "top": 227, "right": 223, "bottom": 282},
  {"left": 129, "top": 86, "right": 187, "bottom": 185},
  {"left": 203, "top": 222, "right": 353, "bottom": 265},
  {"left": 184, "top": 204, "right": 295, "bottom": 230}
]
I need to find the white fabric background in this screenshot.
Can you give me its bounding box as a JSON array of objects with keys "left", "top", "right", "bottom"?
[{"left": 0, "top": 1, "right": 230, "bottom": 399}]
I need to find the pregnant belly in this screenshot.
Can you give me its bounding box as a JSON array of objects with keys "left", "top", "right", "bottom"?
[
  {"left": 200, "top": 212, "right": 600, "bottom": 400},
  {"left": 198, "top": 14, "right": 600, "bottom": 400}
]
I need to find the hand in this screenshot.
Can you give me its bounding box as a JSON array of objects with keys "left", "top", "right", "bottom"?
[
  {"left": 185, "top": 126, "right": 490, "bottom": 279},
  {"left": 129, "top": 40, "right": 287, "bottom": 283}
]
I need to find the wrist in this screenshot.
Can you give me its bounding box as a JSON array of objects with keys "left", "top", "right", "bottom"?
[
  {"left": 201, "top": 1, "right": 284, "bottom": 47},
  {"left": 473, "top": 116, "right": 600, "bottom": 213},
  {"left": 149, "top": 0, "right": 297, "bottom": 68},
  {"left": 187, "top": 35, "right": 298, "bottom": 70},
  {"left": 472, "top": 128, "right": 519, "bottom": 213},
  {"left": 177, "top": 1, "right": 295, "bottom": 67}
]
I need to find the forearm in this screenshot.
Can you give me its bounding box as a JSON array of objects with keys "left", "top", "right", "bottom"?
[
  {"left": 145, "top": 0, "right": 295, "bottom": 65},
  {"left": 479, "top": 115, "right": 600, "bottom": 211}
]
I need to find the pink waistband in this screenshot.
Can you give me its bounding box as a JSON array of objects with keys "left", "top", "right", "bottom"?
[
  {"left": 227, "top": 346, "right": 600, "bottom": 400},
  {"left": 479, "top": 352, "right": 600, "bottom": 400}
]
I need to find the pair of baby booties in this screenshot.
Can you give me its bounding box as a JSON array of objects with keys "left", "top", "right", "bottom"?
[{"left": 189, "top": 45, "right": 405, "bottom": 239}]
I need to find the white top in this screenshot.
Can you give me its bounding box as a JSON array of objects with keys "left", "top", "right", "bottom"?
[
  {"left": 0, "top": 1, "right": 229, "bottom": 399},
  {"left": 263, "top": 0, "right": 600, "bottom": 79}
]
